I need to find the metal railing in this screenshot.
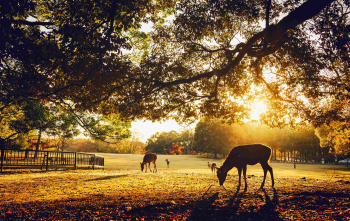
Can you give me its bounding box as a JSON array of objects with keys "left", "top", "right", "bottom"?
[{"left": 0, "top": 149, "right": 104, "bottom": 171}]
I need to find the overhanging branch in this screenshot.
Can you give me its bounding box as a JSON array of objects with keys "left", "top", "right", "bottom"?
[
  {"left": 153, "top": 0, "right": 335, "bottom": 88},
  {"left": 10, "top": 20, "right": 54, "bottom": 26}
]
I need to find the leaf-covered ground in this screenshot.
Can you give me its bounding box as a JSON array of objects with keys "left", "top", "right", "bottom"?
[{"left": 1, "top": 168, "right": 350, "bottom": 220}]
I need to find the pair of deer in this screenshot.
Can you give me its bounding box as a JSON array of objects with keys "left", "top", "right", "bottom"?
[
  {"left": 141, "top": 144, "right": 274, "bottom": 192},
  {"left": 140, "top": 155, "right": 170, "bottom": 172}
]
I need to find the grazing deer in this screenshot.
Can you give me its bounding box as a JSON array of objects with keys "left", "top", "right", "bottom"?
[
  {"left": 211, "top": 162, "right": 217, "bottom": 174},
  {"left": 166, "top": 159, "right": 170, "bottom": 168},
  {"left": 217, "top": 144, "right": 274, "bottom": 192},
  {"left": 140, "top": 153, "right": 157, "bottom": 173},
  {"left": 208, "top": 162, "right": 211, "bottom": 169}
]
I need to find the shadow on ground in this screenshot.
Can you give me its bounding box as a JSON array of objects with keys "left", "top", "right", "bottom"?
[
  {"left": 186, "top": 188, "right": 281, "bottom": 221},
  {"left": 124, "top": 187, "right": 281, "bottom": 221},
  {"left": 2, "top": 185, "right": 350, "bottom": 220}
]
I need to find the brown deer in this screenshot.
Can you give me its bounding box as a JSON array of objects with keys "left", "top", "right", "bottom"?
[
  {"left": 211, "top": 162, "right": 217, "bottom": 174},
  {"left": 166, "top": 159, "right": 170, "bottom": 168},
  {"left": 140, "top": 153, "right": 157, "bottom": 172},
  {"left": 217, "top": 144, "right": 274, "bottom": 192},
  {"left": 208, "top": 162, "right": 211, "bottom": 169}
]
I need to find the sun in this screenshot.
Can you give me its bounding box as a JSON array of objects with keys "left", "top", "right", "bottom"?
[{"left": 250, "top": 101, "right": 267, "bottom": 120}]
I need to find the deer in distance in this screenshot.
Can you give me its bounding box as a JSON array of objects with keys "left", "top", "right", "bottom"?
[
  {"left": 211, "top": 162, "right": 217, "bottom": 174},
  {"left": 208, "top": 162, "right": 211, "bottom": 169},
  {"left": 166, "top": 159, "right": 170, "bottom": 168},
  {"left": 217, "top": 144, "right": 274, "bottom": 192},
  {"left": 140, "top": 153, "right": 157, "bottom": 173}
]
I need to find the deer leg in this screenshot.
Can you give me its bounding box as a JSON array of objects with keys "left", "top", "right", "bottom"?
[
  {"left": 154, "top": 163, "right": 157, "bottom": 173},
  {"left": 267, "top": 164, "right": 274, "bottom": 187},
  {"left": 148, "top": 163, "right": 152, "bottom": 172},
  {"left": 260, "top": 164, "right": 268, "bottom": 189},
  {"left": 243, "top": 165, "right": 247, "bottom": 192},
  {"left": 237, "top": 167, "right": 242, "bottom": 192}
]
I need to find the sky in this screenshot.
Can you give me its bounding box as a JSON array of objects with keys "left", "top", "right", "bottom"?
[{"left": 131, "top": 119, "right": 194, "bottom": 143}]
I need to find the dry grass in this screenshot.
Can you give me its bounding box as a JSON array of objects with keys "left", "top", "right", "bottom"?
[
  {"left": 0, "top": 154, "right": 350, "bottom": 220},
  {"left": 100, "top": 153, "right": 350, "bottom": 179}
]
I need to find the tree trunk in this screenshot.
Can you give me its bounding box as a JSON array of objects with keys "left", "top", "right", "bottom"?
[
  {"left": 280, "top": 151, "right": 283, "bottom": 162},
  {"left": 34, "top": 128, "right": 42, "bottom": 159}
]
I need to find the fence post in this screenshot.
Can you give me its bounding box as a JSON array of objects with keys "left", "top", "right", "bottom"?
[
  {"left": 1, "top": 149, "right": 4, "bottom": 172},
  {"left": 92, "top": 155, "right": 95, "bottom": 170},
  {"left": 74, "top": 152, "right": 77, "bottom": 170},
  {"left": 46, "top": 151, "right": 49, "bottom": 171}
]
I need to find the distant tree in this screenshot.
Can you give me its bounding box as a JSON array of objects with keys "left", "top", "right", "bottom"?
[
  {"left": 169, "top": 144, "right": 183, "bottom": 155},
  {"left": 127, "top": 129, "right": 145, "bottom": 153},
  {"left": 177, "top": 128, "right": 195, "bottom": 154},
  {"left": 229, "top": 122, "right": 321, "bottom": 162},
  {"left": 145, "top": 130, "right": 179, "bottom": 154},
  {"left": 193, "top": 118, "right": 234, "bottom": 157},
  {"left": 291, "top": 126, "right": 321, "bottom": 163},
  {"left": 66, "top": 139, "right": 97, "bottom": 153}
]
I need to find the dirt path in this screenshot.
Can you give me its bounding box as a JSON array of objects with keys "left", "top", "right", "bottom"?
[{"left": 0, "top": 169, "right": 349, "bottom": 220}]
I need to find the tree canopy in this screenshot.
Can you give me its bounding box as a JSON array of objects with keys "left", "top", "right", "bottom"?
[
  {"left": 1, "top": 0, "right": 349, "bottom": 130},
  {"left": 125, "top": 0, "right": 350, "bottom": 127},
  {"left": 1, "top": 0, "right": 172, "bottom": 113}
]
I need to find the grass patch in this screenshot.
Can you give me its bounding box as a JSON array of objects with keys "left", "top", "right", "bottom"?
[
  {"left": 99, "top": 153, "right": 350, "bottom": 179},
  {"left": 1, "top": 154, "right": 349, "bottom": 220}
]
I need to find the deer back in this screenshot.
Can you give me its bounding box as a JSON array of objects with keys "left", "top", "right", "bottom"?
[
  {"left": 143, "top": 153, "right": 157, "bottom": 164},
  {"left": 222, "top": 144, "right": 271, "bottom": 168}
]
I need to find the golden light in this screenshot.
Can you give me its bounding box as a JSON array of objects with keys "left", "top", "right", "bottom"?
[{"left": 250, "top": 101, "right": 267, "bottom": 120}]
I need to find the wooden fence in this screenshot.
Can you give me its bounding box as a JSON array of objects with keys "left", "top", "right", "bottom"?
[{"left": 0, "top": 149, "right": 104, "bottom": 171}]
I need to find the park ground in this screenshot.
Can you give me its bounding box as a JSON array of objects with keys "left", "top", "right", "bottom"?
[{"left": 0, "top": 154, "right": 350, "bottom": 220}]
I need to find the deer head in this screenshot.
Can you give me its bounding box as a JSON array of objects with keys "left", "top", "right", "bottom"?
[{"left": 216, "top": 167, "right": 228, "bottom": 186}]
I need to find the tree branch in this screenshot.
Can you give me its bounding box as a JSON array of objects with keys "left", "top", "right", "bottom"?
[
  {"left": 10, "top": 20, "right": 54, "bottom": 26},
  {"left": 264, "top": 0, "right": 272, "bottom": 50},
  {"left": 184, "top": 42, "right": 227, "bottom": 53},
  {"left": 154, "top": 0, "right": 335, "bottom": 88}
]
